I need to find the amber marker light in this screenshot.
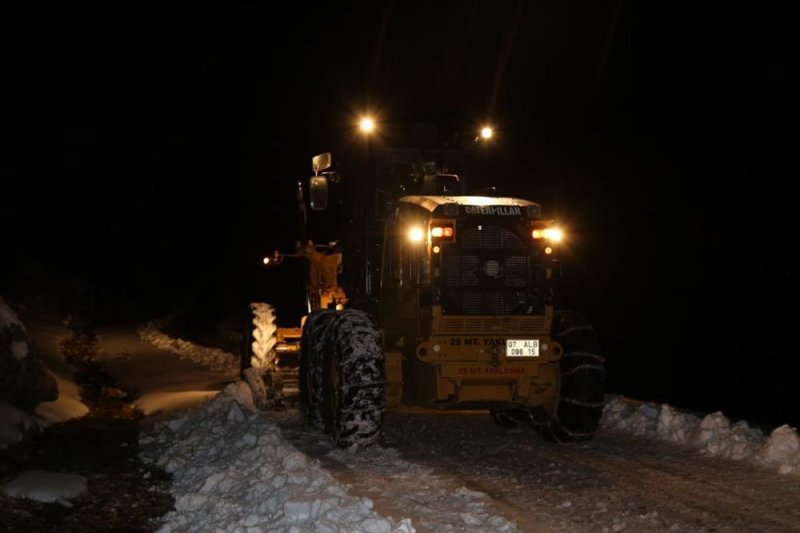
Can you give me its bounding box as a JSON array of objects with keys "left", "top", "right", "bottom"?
[{"left": 431, "top": 226, "right": 454, "bottom": 238}]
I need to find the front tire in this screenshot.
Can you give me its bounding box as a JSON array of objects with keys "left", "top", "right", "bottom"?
[
  {"left": 321, "top": 310, "right": 385, "bottom": 449},
  {"left": 540, "top": 310, "right": 605, "bottom": 442},
  {"left": 299, "top": 310, "right": 338, "bottom": 428}
]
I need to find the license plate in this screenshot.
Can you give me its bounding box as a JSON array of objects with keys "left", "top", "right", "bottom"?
[{"left": 506, "top": 339, "right": 539, "bottom": 357}]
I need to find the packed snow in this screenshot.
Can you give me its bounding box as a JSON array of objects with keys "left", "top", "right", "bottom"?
[
  {"left": 2, "top": 470, "right": 87, "bottom": 507},
  {"left": 602, "top": 396, "right": 800, "bottom": 475},
  {"left": 324, "top": 438, "right": 518, "bottom": 532}
]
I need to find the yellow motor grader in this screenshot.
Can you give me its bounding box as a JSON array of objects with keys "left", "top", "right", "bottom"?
[{"left": 242, "top": 151, "right": 604, "bottom": 448}]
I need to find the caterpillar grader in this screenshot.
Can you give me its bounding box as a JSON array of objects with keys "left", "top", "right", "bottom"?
[{"left": 242, "top": 150, "right": 605, "bottom": 449}]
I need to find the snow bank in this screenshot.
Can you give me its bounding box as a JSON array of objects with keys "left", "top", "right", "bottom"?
[
  {"left": 139, "top": 325, "right": 239, "bottom": 373},
  {"left": 2, "top": 470, "right": 87, "bottom": 507},
  {"left": 602, "top": 396, "right": 800, "bottom": 475},
  {"left": 139, "top": 383, "right": 414, "bottom": 532}
]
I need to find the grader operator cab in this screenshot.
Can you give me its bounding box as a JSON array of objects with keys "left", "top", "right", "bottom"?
[{"left": 242, "top": 151, "right": 605, "bottom": 449}]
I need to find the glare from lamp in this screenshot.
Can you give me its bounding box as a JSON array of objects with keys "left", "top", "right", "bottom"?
[{"left": 359, "top": 116, "right": 375, "bottom": 134}]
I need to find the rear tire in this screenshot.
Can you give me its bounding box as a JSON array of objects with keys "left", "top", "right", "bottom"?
[
  {"left": 249, "top": 303, "right": 277, "bottom": 370},
  {"left": 540, "top": 310, "right": 605, "bottom": 442},
  {"left": 321, "top": 310, "right": 385, "bottom": 449}
]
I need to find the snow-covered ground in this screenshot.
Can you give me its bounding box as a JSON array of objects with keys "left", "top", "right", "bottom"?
[
  {"left": 95, "top": 326, "right": 237, "bottom": 417},
  {"left": 136, "top": 328, "right": 800, "bottom": 532},
  {"left": 6, "top": 321, "right": 800, "bottom": 531}
]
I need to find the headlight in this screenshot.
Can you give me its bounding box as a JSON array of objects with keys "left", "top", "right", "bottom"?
[
  {"left": 408, "top": 226, "right": 425, "bottom": 242},
  {"left": 532, "top": 227, "right": 563, "bottom": 242}
]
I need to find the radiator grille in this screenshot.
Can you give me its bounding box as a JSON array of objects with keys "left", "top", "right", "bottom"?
[{"left": 443, "top": 223, "right": 538, "bottom": 315}]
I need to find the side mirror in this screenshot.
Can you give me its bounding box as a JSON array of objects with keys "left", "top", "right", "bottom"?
[
  {"left": 309, "top": 176, "right": 328, "bottom": 210},
  {"left": 312, "top": 152, "right": 332, "bottom": 173}
]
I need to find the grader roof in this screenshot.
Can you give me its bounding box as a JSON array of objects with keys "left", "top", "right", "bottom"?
[{"left": 398, "top": 195, "right": 539, "bottom": 213}]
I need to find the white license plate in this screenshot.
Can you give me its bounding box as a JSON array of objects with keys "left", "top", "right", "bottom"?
[{"left": 506, "top": 339, "right": 540, "bottom": 357}]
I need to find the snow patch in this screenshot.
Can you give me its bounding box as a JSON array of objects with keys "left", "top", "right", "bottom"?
[
  {"left": 139, "top": 383, "right": 414, "bottom": 532},
  {"left": 35, "top": 371, "right": 90, "bottom": 423},
  {"left": 2, "top": 470, "right": 87, "bottom": 506},
  {"left": 139, "top": 325, "right": 238, "bottom": 373},
  {"left": 602, "top": 396, "right": 799, "bottom": 475}
]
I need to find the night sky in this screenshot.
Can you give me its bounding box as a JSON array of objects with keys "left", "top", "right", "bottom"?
[{"left": 5, "top": 2, "right": 798, "bottom": 426}]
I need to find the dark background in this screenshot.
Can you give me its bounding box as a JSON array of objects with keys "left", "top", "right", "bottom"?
[{"left": 4, "top": 2, "right": 798, "bottom": 427}]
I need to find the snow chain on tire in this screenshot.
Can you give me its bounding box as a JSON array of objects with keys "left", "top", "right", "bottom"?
[
  {"left": 300, "top": 310, "right": 338, "bottom": 429},
  {"left": 541, "top": 310, "right": 605, "bottom": 442},
  {"left": 320, "top": 309, "right": 385, "bottom": 449}
]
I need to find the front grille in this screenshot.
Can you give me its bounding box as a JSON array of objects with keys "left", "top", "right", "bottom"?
[
  {"left": 435, "top": 316, "right": 547, "bottom": 334},
  {"left": 460, "top": 225, "right": 526, "bottom": 251},
  {"left": 446, "top": 289, "right": 542, "bottom": 315},
  {"left": 443, "top": 222, "right": 541, "bottom": 315}
]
